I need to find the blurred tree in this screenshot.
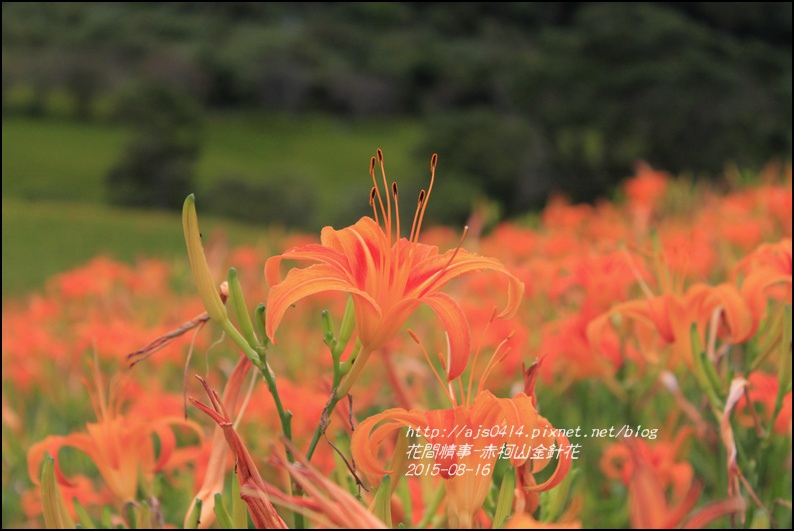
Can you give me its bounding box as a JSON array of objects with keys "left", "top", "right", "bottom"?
[
  {"left": 105, "top": 81, "right": 202, "bottom": 210},
  {"left": 422, "top": 109, "right": 551, "bottom": 222},
  {"left": 205, "top": 173, "right": 318, "bottom": 230},
  {"left": 507, "top": 2, "right": 792, "bottom": 201},
  {"left": 62, "top": 50, "right": 108, "bottom": 121}
]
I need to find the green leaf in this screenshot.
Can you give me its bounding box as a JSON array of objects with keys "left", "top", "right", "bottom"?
[
  {"left": 231, "top": 474, "right": 247, "bottom": 529},
  {"left": 213, "top": 493, "right": 234, "bottom": 529},
  {"left": 72, "top": 499, "right": 95, "bottom": 529},
  {"left": 492, "top": 466, "right": 515, "bottom": 529},
  {"left": 373, "top": 475, "right": 393, "bottom": 528}
]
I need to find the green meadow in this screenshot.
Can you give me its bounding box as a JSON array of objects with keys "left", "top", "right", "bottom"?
[{"left": 2, "top": 115, "right": 425, "bottom": 297}]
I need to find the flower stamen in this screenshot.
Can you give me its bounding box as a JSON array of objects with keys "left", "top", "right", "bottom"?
[
  {"left": 414, "top": 154, "right": 437, "bottom": 243},
  {"left": 369, "top": 157, "right": 386, "bottom": 228},
  {"left": 418, "top": 225, "right": 470, "bottom": 297},
  {"left": 408, "top": 330, "right": 455, "bottom": 406},
  {"left": 369, "top": 186, "right": 379, "bottom": 227},
  {"left": 409, "top": 190, "right": 426, "bottom": 244}
]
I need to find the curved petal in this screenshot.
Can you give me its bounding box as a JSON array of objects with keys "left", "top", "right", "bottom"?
[
  {"left": 500, "top": 393, "right": 544, "bottom": 469},
  {"left": 28, "top": 434, "right": 97, "bottom": 487},
  {"left": 500, "top": 393, "right": 572, "bottom": 492},
  {"left": 350, "top": 408, "right": 426, "bottom": 479},
  {"left": 421, "top": 292, "right": 472, "bottom": 380},
  {"left": 321, "top": 217, "right": 387, "bottom": 252},
  {"left": 740, "top": 270, "right": 792, "bottom": 322},
  {"left": 323, "top": 218, "right": 387, "bottom": 291},
  {"left": 409, "top": 250, "right": 525, "bottom": 319},
  {"left": 151, "top": 417, "right": 205, "bottom": 472},
  {"left": 265, "top": 264, "right": 381, "bottom": 343},
  {"left": 265, "top": 245, "right": 350, "bottom": 287},
  {"left": 703, "top": 284, "right": 755, "bottom": 344}
]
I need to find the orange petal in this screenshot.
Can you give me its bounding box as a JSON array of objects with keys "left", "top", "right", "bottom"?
[
  {"left": 265, "top": 263, "right": 379, "bottom": 343},
  {"left": 28, "top": 434, "right": 95, "bottom": 488},
  {"left": 350, "top": 408, "right": 426, "bottom": 479},
  {"left": 409, "top": 249, "right": 524, "bottom": 319},
  {"left": 421, "top": 292, "right": 471, "bottom": 380},
  {"left": 265, "top": 244, "right": 352, "bottom": 287}
]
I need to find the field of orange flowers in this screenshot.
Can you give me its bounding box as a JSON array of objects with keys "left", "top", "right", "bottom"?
[{"left": 3, "top": 152, "right": 792, "bottom": 529}]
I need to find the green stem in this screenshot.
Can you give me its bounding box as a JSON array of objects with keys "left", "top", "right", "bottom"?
[
  {"left": 305, "top": 392, "right": 342, "bottom": 462},
  {"left": 305, "top": 339, "right": 365, "bottom": 461},
  {"left": 233, "top": 305, "right": 302, "bottom": 527}
]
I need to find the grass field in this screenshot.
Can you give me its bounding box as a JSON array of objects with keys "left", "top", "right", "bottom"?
[
  {"left": 2, "top": 114, "right": 425, "bottom": 297},
  {"left": 2, "top": 114, "right": 425, "bottom": 204},
  {"left": 1, "top": 198, "right": 275, "bottom": 297}
]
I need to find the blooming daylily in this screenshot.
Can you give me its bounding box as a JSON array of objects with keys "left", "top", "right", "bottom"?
[
  {"left": 351, "top": 334, "right": 571, "bottom": 528},
  {"left": 602, "top": 436, "right": 744, "bottom": 528},
  {"left": 351, "top": 389, "right": 572, "bottom": 528},
  {"left": 588, "top": 281, "right": 760, "bottom": 369},
  {"left": 587, "top": 236, "right": 793, "bottom": 370},
  {"left": 734, "top": 238, "right": 792, "bottom": 319},
  {"left": 27, "top": 357, "right": 203, "bottom": 508},
  {"left": 265, "top": 150, "right": 523, "bottom": 388}
]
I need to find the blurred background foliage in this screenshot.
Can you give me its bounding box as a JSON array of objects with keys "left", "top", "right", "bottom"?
[{"left": 2, "top": 2, "right": 792, "bottom": 294}]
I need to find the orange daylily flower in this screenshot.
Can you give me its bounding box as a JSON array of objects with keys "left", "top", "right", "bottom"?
[
  {"left": 265, "top": 150, "right": 523, "bottom": 388},
  {"left": 351, "top": 334, "right": 570, "bottom": 528},
  {"left": 735, "top": 238, "right": 792, "bottom": 319},
  {"left": 588, "top": 281, "right": 759, "bottom": 369},
  {"left": 27, "top": 358, "right": 203, "bottom": 508},
  {"left": 601, "top": 430, "right": 695, "bottom": 504},
  {"left": 352, "top": 390, "right": 572, "bottom": 528},
  {"left": 587, "top": 236, "right": 781, "bottom": 370},
  {"left": 602, "top": 436, "right": 745, "bottom": 528}
]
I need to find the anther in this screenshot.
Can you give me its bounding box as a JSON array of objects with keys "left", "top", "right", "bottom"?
[
  {"left": 392, "top": 182, "right": 400, "bottom": 241},
  {"left": 410, "top": 189, "right": 427, "bottom": 243}
]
